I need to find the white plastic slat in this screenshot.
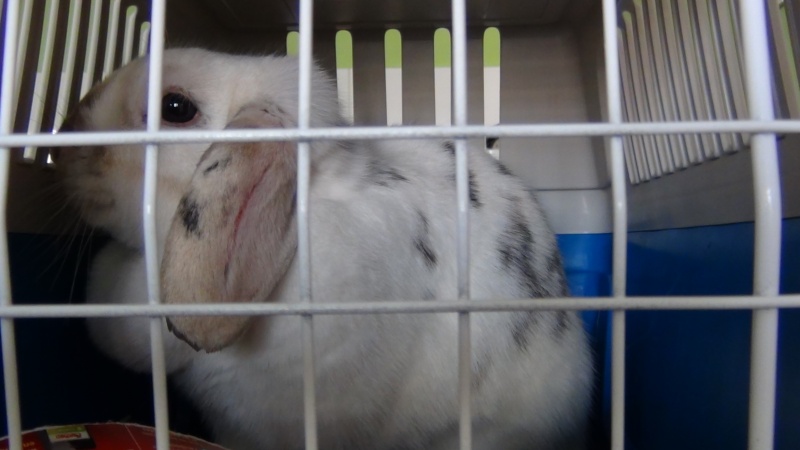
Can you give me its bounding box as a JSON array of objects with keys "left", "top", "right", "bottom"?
[
  {"left": 23, "top": 0, "right": 60, "bottom": 163},
  {"left": 633, "top": 0, "right": 674, "bottom": 174},
  {"left": 11, "top": 0, "right": 32, "bottom": 132},
  {"left": 139, "top": 21, "right": 151, "bottom": 57},
  {"left": 80, "top": 0, "right": 103, "bottom": 97},
  {"left": 695, "top": 0, "right": 739, "bottom": 154},
  {"left": 385, "top": 29, "right": 403, "bottom": 126},
  {"left": 1, "top": 0, "right": 23, "bottom": 447},
  {"left": 769, "top": 0, "right": 800, "bottom": 118},
  {"left": 603, "top": 0, "right": 628, "bottom": 449},
  {"left": 483, "top": 27, "right": 500, "bottom": 159},
  {"left": 618, "top": 61, "right": 639, "bottom": 185},
  {"left": 738, "top": 0, "right": 783, "bottom": 449},
  {"left": 53, "top": 0, "right": 84, "bottom": 133},
  {"left": 143, "top": 0, "right": 170, "bottom": 448},
  {"left": 676, "top": 1, "right": 724, "bottom": 160},
  {"left": 618, "top": 28, "right": 645, "bottom": 184},
  {"left": 297, "top": 0, "right": 318, "bottom": 449},
  {"left": 101, "top": 0, "right": 121, "bottom": 79},
  {"left": 121, "top": 5, "right": 138, "bottom": 65},
  {"left": 661, "top": 0, "right": 704, "bottom": 166},
  {"left": 646, "top": 0, "right": 688, "bottom": 169},
  {"left": 335, "top": 30, "right": 354, "bottom": 123},
  {"left": 716, "top": 0, "right": 750, "bottom": 127},
  {"left": 435, "top": 27, "right": 452, "bottom": 127},
  {"left": 623, "top": 12, "right": 659, "bottom": 180}
]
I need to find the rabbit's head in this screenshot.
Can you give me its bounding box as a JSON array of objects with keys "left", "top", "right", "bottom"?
[{"left": 55, "top": 48, "right": 341, "bottom": 253}]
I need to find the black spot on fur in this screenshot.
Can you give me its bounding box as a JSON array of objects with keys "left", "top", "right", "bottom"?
[
  {"left": 472, "top": 358, "right": 489, "bottom": 390},
  {"left": 497, "top": 198, "right": 545, "bottom": 299},
  {"left": 468, "top": 170, "right": 481, "bottom": 208},
  {"left": 178, "top": 195, "right": 202, "bottom": 237},
  {"left": 546, "top": 251, "right": 561, "bottom": 272},
  {"left": 203, "top": 156, "right": 231, "bottom": 176},
  {"left": 443, "top": 141, "right": 455, "bottom": 155},
  {"left": 553, "top": 311, "right": 569, "bottom": 337},
  {"left": 414, "top": 212, "right": 437, "bottom": 268},
  {"left": 486, "top": 137, "right": 499, "bottom": 149},
  {"left": 511, "top": 312, "right": 539, "bottom": 350},
  {"left": 367, "top": 160, "right": 408, "bottom": 186},
  {"left": 494, "top": 159, "right": 513, "bottom": 176}
]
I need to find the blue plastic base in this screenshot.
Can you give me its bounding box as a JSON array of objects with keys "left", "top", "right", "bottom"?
[
  {"left": 621, "top": 219, "right": 800, "bottom": 450},
  {"left": 1, "top": 219, "right": 798, "bottom": 449},
  {"left": 557, "top": 219, "right": 800, "bottom": 450}
]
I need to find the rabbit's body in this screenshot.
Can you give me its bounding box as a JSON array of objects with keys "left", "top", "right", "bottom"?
[{"left": 59, "top": 48, "right": 592, "bottom": 450}]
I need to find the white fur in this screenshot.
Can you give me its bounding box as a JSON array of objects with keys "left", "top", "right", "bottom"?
[{"left": 59, "top": 48, "right": 593, "bottom": 450}]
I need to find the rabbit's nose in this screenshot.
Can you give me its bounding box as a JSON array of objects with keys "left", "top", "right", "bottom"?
[
  {"left": 50, "top": 145, "right": 106, "bottom": 165},
  {"left": 49, "top": 147, "right": 61, "bottom": 162}
]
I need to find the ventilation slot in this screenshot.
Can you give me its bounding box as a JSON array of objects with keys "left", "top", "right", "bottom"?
[{"left": 620, "top": 0, "right": 800, "bottom": 184}]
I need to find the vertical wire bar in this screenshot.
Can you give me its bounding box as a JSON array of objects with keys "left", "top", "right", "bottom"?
[
  {"left": 80, "top": 0, "right": 102, "bottom": 97},
  {"left": 53, "top": 0, "right": 83, "bottom": 132},
  {"left": 1, "top": 0, "right": 22, "bottom": 448},
  {"left": 739, "top": 1, "right": 783, "bottom": 449},
  {"left": 138, "top": 22, "right": 151, "bottom": 57},
  {"left": 121, "top": 5, "right": 138, "bottom": 65},
  {"left": 22, "top": 0, "right": 59, "bottom": 162},
  {"left": 451, "top": 0, "right": 471, "bottom": 449},
  {"left": 101, "top": 0, "right": 121, "bottom": 79},
  {"left": 297, "top": 0, "right": 318, "bottom": 449},
  {"left": 10, "top": 0, "right": 32, "bottom": 125},
  {"left": 144, "top": 1, "right": 170, "bottom": 449},
  {"left": 604, "top": 0, "right": 628, "bottom": 449}
]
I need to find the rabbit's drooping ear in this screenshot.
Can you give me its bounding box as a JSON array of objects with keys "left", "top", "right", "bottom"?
[{"left": 161, "top": 104, "right": 298, "bottom": 353}]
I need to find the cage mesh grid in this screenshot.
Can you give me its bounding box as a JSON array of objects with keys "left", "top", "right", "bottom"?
[{"left": 0, "top": 0, "right": 798, "bottom": 450}]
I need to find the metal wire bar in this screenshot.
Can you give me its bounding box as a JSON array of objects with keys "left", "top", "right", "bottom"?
[
  {"left": 0, "top": 0, "right": 23, "bottom": 448},
  {"left": 450, "top": 0, "right": 472, "bottom": 448},
  {"left": 144, "top": 0, "right": 170, "bottom": 448},
  {"left": 297, "top": 0, "right": 318, "bottom": 448},
  {"left": 13, "top": 119, "right": 800, "bottom": 148},
  {"left": 0, "top": 296, "right": 798, "bottom": 318},
  {"left": 739, "top": 1, "right": 784, "bottom": 449},
  {"left": 603, "top": 0, "right": 629, "bottom": 448}
]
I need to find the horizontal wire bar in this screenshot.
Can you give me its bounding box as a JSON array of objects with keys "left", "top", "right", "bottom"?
[
  {"left": 2, "top": 120, "right": 800, "bottom": 148},
  {"left": 2, "top": 295, "right": 799, "bottom": 318}
]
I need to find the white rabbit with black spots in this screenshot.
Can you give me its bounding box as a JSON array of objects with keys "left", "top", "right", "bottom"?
[{"left": 55, "top": 48, "right": 593, "bottom": 450}]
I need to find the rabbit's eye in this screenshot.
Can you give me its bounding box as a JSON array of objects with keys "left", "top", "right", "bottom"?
[{"left": 162, "top": 93, "right": 198, "bottom": 124}]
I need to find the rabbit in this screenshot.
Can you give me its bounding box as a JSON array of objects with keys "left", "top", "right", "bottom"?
[{"left": 54, "top": 47, "right": 593, "bottom": 450}]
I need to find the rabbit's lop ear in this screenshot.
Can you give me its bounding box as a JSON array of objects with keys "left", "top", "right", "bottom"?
[{"left": 161, "top": 103, "right": 298, "bottom": 353}]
